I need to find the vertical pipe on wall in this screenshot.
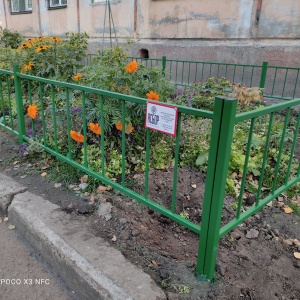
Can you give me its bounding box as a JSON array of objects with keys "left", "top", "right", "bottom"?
[
  {"left": 256, "top": 0, "right": 263, "bottom": 25},
  {"left": 77, "top": 0, "right": 81, "bottom": 33},
  {"left": 2, "top": 0, "right": 8, "bottom": 28},
  {"left": 37, "top": 0, "right": 42, "bottom": 36},
  {"left": 134, "top": 0, "right": 137, "bottom": 32}
]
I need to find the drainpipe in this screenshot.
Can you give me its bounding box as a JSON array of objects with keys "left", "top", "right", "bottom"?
[
  {"left": 134, "top": 0, "right": 137, "bottom": 32},
  {"left": 255, "top": 0, "right": 263, "bottom": 25},
  {"left": 2, "top": 0, "right": 8, "bottom": 28},
  {"left": 37, "top": 0, "right": 42, "bottom": 36},
  {"left": 77, "top": 0, "right": 80, "bottom": 33}
]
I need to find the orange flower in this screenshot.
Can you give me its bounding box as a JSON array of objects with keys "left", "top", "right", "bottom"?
[
  {"left": 146, "top": 91, "right": 160, "bottom": 101},
  {"left": 125, "top": 60, "right": 138, "bottom": 73},
  {"left": 50, "top": 37, "right": 61, "bottom": 42},
  {"left": 89, "top": 123, "right": 101, "bottom": 135},
  {"left": 115, "top": 122, "right": 134, "bottom": 134},
  {"left": 27, "top": 105, "right": 37, "bottom": 119},
  {"left": 73, "top": 73, "right": 82, "bottom": 81},
  {"left": 70, "top": 130, "right": 84, "bottom": 143},
  {"left": 35, "top": 46, "right": 43, "bottom": 52}
]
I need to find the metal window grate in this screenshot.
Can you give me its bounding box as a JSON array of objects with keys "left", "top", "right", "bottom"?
[
  {"left": 49, "top": 0, "right": 67, "bottom": 8},
  {"left": 11, "top": 0, "right": 32, "bottom": 13}
]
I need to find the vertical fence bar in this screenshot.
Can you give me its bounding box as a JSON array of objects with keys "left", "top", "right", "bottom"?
[
  {"left": 281, "top": 69, "right": 288, "bottom": 98},
  {"left": 292, "top": 70, "right": 299, "bottom": 99},
  {"left": 162, "top": 56, "right": 166, "bottom": 77},
  {"left": 121, "top": 100, "right": 126, "bottom": 186},
  {"left": 65, "top": 88, "right": 72, "bottom": 159},
  {"left": 100, "top": 95, "right": 105, "bottom": 177},
  {"left": 13, "top": 65, "right": 26, "bottom": 144},
  {"left": 256, "top": 113, "right": 274, "bottom": 203},
  {"left": 171, "top": 113, "right": 181, "bottom": 213},
  {"left": 7, "top": 75, "right": 14, "bottom": 129},
  {"left": 50, "top": 85, "right": 58, "bottom": 152},
  {"left": 197, "top": 96, "right": 237, "bottom": 280},
  {"left": 272, "top": 108, "right": 291, "bottom": 194},
  {"left": 285, "top": 112, "right": 300, "bottom": 184},
  {"left": 39, "top": 82, "right": 47, "bottom": 146},
  {"left": 237, "top": 118, "right": 255, "bottom": 219},
  {"left": 0, "top": 81, "right": 6, "bottom": 127},
  {"left": 82, "top": 91, "right": 88, "bottom": 168},
  {"left": 250, "top": 67, "right": 254, "bottom": 87},
  {"left": 144, "top": 129, "right": 151, "bottom": 199},
  {"left": 259, "top": 61, "right": 268, "bottom": 89}
]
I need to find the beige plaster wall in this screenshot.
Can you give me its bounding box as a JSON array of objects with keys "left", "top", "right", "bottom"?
[{"left": 0, "top": 0, "right": 299, "bottom": 39}]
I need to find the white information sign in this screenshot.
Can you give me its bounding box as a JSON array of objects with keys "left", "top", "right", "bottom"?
[{"left": 145, "top": 102, "right": 178, "bottom": 136}]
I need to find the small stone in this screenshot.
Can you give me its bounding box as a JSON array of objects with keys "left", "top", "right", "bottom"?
[
  {"left": 174, "top": 233, "right": 179, "bottom": 238},
  {"left": 174, "top": 227, "right": 181, "bottom": 233},
  {"left": 185, "top": 253, "right": 189, "bottom": 258},
  {"left": 119, "top": 218, "right": 127, "bottom": 225},
  {"left": 265, "top": 235, "right": 273, "bottom": 240},
  {"left": 246, "top": 229, "right": 259, "bottom": 239},
  {"left": 266, "top": 224, "right": 272, "bottom": 230},
  {"left": 79, "top": 183, "right": 88, "bottom": 190},
  {"left": 131, "top": 229, "right": 139, "bottom": 237},
  {"left": 245, "top": 195, "right": 256, "bottom": 206},
  {"left": 97, "top": 202, "right": 112, "bottom": 220},
  {"left": 274, "top": 229, "right": 280, "bottom": 236},
  {"left": 77, "top": 202, "right": 94, "bottom": 214},
  {"left": 231, "top": 229, "right": 242, "bottom": 240},
  {"left": 159, "top": 268, "right": 169, "bottom": 279},
  {"left": 120, "top": 229, "right": 131, "bottom": 240}
]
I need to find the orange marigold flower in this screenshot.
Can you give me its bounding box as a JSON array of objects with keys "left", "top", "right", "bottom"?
[
  {"left": 73, "top": 73, "right": 82, "bottom": 81},
  {"left": 89, "top": 122, "right": 101, "bottom": 135},
  {"left": 70, "top": 130, "right": 84, "bottom": 143},
  {"left": 27, "top": 105, "right": 37, "bottom": 119},
  {"left": 125, "top": 60, "right": 138, "bottom": 73},
  {"left": 146, "top": 91, "right": 160, "bottom": 101},
  {"left": 115, "top": 122, "right": 134, "bottom": 134}
]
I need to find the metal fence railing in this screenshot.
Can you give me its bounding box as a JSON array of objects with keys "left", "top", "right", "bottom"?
[
  {"left": 83, "top": 54, "right": 300, "bottom": 100},
  {"left": 1, "top": 65, "right": 300, "bottom": 280}
]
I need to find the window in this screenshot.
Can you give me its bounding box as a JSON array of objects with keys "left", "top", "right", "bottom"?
[
  {"left": 48, "top": 0, "right": 67, "bottom": 9},
  {"left": 10, "top": 0, "right": 32, "bottom": 13}
]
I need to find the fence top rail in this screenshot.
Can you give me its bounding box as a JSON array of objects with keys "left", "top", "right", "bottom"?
[
  {"left": 235, "top": 98, "right": 300, "bottom": 122},
  {"left": 127, "top": 56, "right": 262, "bottom": 68},
  {"left": 127, "top": 56, "right": 162, "bottom": 62},
  {"left": 266, "top": 65, "right": 300, "bottom": 71},
  {"left": 0, "top": 69, "right": 14, "bottom": 76},
  {"left": 164, "top": 60, "right": 262, "bottom": 68},
  {"left": 16, "top": 71, "right": 213, "bottom": 119}
]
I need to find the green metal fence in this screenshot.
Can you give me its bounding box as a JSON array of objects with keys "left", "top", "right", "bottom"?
[
  {"left": 84, "top": 54, "right": 300, "bottom": 100},
  {"left": 1, "top": 65, "right": 300, "bottom": 281}
]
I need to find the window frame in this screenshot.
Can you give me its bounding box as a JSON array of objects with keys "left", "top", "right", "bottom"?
[
  {"left": 47, "top": 0, "right": 67, "bottom": 10},
  {"left": 9, "top": 0, "right": 32, "bottom": 15}
]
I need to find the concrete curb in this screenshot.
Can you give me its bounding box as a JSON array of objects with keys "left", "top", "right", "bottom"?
[
  {"left": 0, "top": 173, "right": 27, "bottom": 213},
  {"left": 0, "top": 174, "right": 166, "bottom": 300}
]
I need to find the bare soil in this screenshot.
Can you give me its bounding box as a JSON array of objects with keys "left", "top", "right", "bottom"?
[{"left": 1, "top": 128, "right": 300, "bottom": 300}]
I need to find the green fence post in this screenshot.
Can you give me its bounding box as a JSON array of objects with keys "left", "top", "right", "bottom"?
[
  {"left": 13, "top": 65, "right": 26, "bottom": 144},
  {"left": 259, "top": 61, "right": 268, "bottom": 89},
  {"left": 196, "top": 96, "right": 237, "bottom": 280},
  {"left": 162, "top": 56, "right": 166, "bottom": 77}
]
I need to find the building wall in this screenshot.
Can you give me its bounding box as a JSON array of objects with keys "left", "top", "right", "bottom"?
[{"left": 0, "top": 0, "right": 300, "bottom": 66}]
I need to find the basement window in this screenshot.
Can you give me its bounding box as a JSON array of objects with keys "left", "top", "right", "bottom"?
[
  {"left": 10, "top": 0, "right": 32, "bottom": 14},
  {"left": 47, "top": 0, "right": 67, "bottom": 9}
]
